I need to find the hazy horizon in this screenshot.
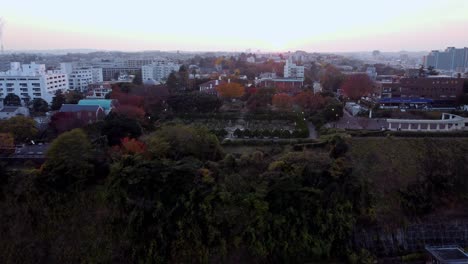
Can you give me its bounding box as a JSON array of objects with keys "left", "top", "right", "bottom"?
[{"left": 2, "top": 0, "right": 468, "bottom": 53}]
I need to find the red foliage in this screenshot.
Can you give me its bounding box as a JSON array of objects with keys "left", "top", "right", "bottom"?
[
  {"left": 114, "top": 105, "right": 145, "bottom": 120},
  {"left": 272, "top": 93, "right": 293, "bottom": 110},
  {"left": 111, "top": 137, "right": 147, "bottom": 157},
  {"left": 111, "top": 87, "right": 144, "bottom": 107},
  {"left": 341, "top": 74, "right": 374, "bottom": 100},
  {"left": 294, "top": 91, "right": 325, "bottom": 112},
  {"left": 120, "top": 137, "right": 147, "bottom": 154}
]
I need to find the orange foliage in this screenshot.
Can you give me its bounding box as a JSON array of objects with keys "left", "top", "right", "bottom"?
[
  {"left": 216, "top": 82, "right": 245, "bottom": 99},
  {"left": 120, "top": 137, "right": 147, "bottom": 154},
  {"left": 0, "top": 133, "right": 15, "bottom": 154},
  {"left": 341, "top": 74, "right": 374, "bottom": 100},
  {"left": 272, "top": 93, "right": 293, "bottom": 110},
  {"left": 294, "top": 91, "right": 325, "bottom": 112}
]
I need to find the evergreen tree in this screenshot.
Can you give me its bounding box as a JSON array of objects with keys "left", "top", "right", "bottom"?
[{"left": 51, "top": 90, "right": 66, "bottom": 110}]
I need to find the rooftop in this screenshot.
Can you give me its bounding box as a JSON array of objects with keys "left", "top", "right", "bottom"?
[
  {"left": 78, "top": 99, "right": 114, "bottom": 111},
  {"left": 426, "top": 246, "right": 468, "bottom": 263},
  {"left": 60, "top": 104, "right": 101, "bottom": 112}
]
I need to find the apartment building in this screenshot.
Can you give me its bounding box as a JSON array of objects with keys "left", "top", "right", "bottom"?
[
  {"left": 60, "top": 63, "right": 103, "bottom": 92},
  {"left": 0, "top": 62, "right": 69, "bottom": 104},
  {"left": 142, "top": 61, "right": 180, "bottom": 82}
]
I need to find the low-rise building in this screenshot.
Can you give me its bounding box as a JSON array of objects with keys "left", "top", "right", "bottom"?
[
  {"left": 59, "top": 104, "right": 105, "bottom": 124},
  {"left": 78, "top": 99, "right": 116, "bottom": 115},
  {"left": 378, "top": 76, "right": 464, "bottom": 106}
]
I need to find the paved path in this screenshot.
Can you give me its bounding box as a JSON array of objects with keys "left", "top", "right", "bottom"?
[
  {"left": 307, "top": 122, "right": 318, "bottom": 139},
  {"left": 326, "top": 110, "right": 388, "bottom": 130}
]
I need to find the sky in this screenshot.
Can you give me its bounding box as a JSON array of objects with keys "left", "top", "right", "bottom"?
[{"left": 1, "top": 0, "right": 468, "bottom": 52}]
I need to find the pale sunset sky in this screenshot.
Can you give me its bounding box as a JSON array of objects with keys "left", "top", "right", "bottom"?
[{"left": 2, "top": 0, "right": 468, "bottom": 52}]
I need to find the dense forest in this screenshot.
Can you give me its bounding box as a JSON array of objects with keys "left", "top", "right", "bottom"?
[{"left": 1, "top": 119, "right": 468, "bottom": 263}]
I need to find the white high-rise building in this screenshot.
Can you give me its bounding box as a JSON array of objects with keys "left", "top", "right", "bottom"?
[
  {"left": 0, "top": 62, "right": 69, "bottom": 104},
  {"left": 284, "top": 59, "right": 305, "bottom": 80},
  {"left": 142, "top": 61, "right": 180, "bottom": 82},
  {"left": 60, "top": 63, "right": 103, "bottom": 92}
]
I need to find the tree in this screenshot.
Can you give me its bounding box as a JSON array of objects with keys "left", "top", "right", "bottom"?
[
  {"left": 341, "top": 74, "right": 374, "bottom": 100},
  {"left": 166, "top": 71, "right": 179, "bottom": 93},
  {"left": 132, "top": 71, "right": 143, "bottom": 85},
  {"left": 320, "top": 65, "right": 345, "bottom": 92},
  {"left": 0, "top": 133, "right": 15, "bottom": 155},
  {"left": 51, "top": 90, "right": 66, "bottom": 110},
  {"left": 247, "top": 88, "right": 275, "bottom": 112},
  {"left": 3, "top": 94, "right": 21, "bottom": 106},
  {"left": 0, "top": 116, "right": 38, "bottom": 142},
  {"left": 113, "top": 105, "right": 146, "bottom": 121},
  {"left": 39, "top": 129, "right": 94, "bottom": 191},
  {"left": 145, "top": 125, "right": 223, "bottom": 161},
  {"left": 216, "top": 82, "right": 245, "bottom": 99},
  {"left": 65, "top": 90, "right": 84, "bottom": 104},
  {"left": 294, "top": 91, "right": 325, "bottom": 112},
  {"left": 427, "top": 66, "right": 439, "bottom": 76},
  {"left": 102, "top": 113, "right": 142, "bottom": 146},
  {"left": 30, "top": 98, "right": 49, "bottom": 113},
  {"left": 272, "top": 93, "right": 293, "bottom": 111}
]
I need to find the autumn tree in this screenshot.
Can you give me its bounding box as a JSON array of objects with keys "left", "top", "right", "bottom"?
[
  {"left": 0, "top": 133, "right": 15, "bottom": 155},
  {"left": 341, "top": 74, "right": 374, "bottom": 100},
  {"left": 272, "top": 93, "right": 293, "bottom": 111},
  {"left": 294, "top": 91, "right": 325, "bottom": 112},
  {"left": 216, "top": 82, "right": 245, "bottom": 99},
  {"left": 320, "top": 65, "right": 345, "bottom": 92}
]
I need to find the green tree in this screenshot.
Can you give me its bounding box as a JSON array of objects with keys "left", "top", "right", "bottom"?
[
  {"left": 65, "top": 90, "right": 85, "bottom": 104},
  {"left": 3, "top": 93, "right": 21, "bottom": 106},
  {"left": 51, "top": 90, "right": 66, "bottom": 110},
  {"left": 0, "top": 116, "right": 38, "bottom": 142},
  {"left": 145, "top": 125, "right": 223, "bottom": 161},
  {"left": 102, "top": 113, "right": 142, "bottom": 146},
  {"left": 39, "top": 129, "right": 94, "bottom": 191},
  {"left": 132, "top": 71, "right": 143, "bottom": 85},
  {"left": 30, "top": 98, "right": 49, "bottom": 113},
  {"left": 166, "top": 71, "right": 179, "bottom": 93}
]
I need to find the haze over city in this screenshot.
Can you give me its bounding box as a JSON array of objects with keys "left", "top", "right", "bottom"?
[{"left": 3, "top": 0, "right": 468, "bottom": 52}]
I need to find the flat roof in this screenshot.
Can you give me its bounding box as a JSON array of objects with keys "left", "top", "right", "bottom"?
[
  {"left": 379, "top": 98, "right": 434, "bottom": 104},
  {"left": 426, "top": 246, "right": 468, "bottom": 263}
]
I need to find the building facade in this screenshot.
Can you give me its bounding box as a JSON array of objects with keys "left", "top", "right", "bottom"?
[
  {"left": 283, "top": 59, "right": 305, "bottom": 80},
  {"left": 60, "top": 63, "right": 103, "bottom": 92},
  {"left": 378, "top": 76, "right": 464, "bottom": 105},
  {"left": 424, "top": 47, "right": 468, "bottom": 71},
  {"left": 142, "top": 61, "right": 180, "bottom": 82},
  {"left": 0, "top": 62, "right": 69, "bottom": 104}
]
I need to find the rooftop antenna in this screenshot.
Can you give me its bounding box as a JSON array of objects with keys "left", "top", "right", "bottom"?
[{"left": 0, "top": 17, "right": 5, "bottom": 54}]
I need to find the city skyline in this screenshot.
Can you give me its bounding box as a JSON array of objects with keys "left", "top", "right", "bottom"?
[{"left": 2, "top": 0, "right": 468, "bottom": 53}]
